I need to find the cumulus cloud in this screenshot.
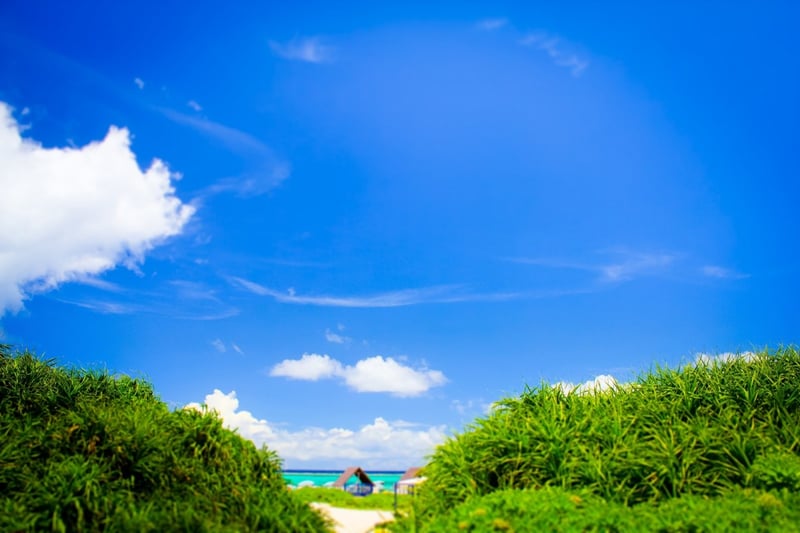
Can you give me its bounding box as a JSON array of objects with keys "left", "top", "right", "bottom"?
[
  {"left": 0, "top": 102, "right": 193, "bottom": 314},
  {"left": 270, "top": 354, "right": 447, "bottom": 397},
  {"left": 186, "top": 389, "right": 447, "bottom": 469},
  {"left": 554, "top": 374, "right": 619, "bottom": 395},
  {"left": 270, "top": 353, "right": 343, "bottom": 381},
  {"left": 269, "top": 37, "right": 333, "bottom": 63}
]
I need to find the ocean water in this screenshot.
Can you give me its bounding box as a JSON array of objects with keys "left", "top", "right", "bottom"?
[{"left": 283, "top": 470, "right": 404, "bottom": 490}]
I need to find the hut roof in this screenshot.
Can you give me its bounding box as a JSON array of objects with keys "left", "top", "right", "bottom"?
[
  {"left": 333, "top": 466, "right": 373, "bottom": 488},
  {"left": 399, "top": 467, "right": 422, "bottom": 482}
]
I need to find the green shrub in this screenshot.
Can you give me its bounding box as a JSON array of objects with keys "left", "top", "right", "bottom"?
[
  {"left": 401, "top": 487, "right": 800, "bottom": 533},
  {"left": 0, "top": 345, "right": 329, "bottom": 532},
  {"left": 409, "top": 347, "right": 800, "bottom": 522}
]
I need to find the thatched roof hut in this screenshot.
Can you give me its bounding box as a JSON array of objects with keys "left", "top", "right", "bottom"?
[
  {"left": 333, "top": 466, "right": 374, "bottom": 492},
  {"left": 399, "top": 467, "right": 422, "bottom": 482}
]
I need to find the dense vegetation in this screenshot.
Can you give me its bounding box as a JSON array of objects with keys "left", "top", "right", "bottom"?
[
  {"left": 0, "top": 345, "right": 329, "bottom": 532},
  {"left": 394, "top": 347, "right": 800, "bottom": 531}
]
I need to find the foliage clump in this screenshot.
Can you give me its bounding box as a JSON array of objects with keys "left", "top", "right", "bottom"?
[
  {"left": 0, "top": 345, "right": 329, "bottom": 532},
  {"left": 395, "top": 347, "right": 800, "bottom": 531}
]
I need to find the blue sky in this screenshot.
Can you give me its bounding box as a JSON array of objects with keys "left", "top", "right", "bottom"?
[{"left": 1, "top": 1, "right": 798, "bottom": 469}]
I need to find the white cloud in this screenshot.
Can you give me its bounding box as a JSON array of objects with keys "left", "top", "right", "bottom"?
[
  {"left": 134, "top": 77, "right": 145, "bottom": 89},
  {"left": 554, "top": 374, "right": 619, "bottom": 395},
  {"left": 186, "top": 389, "right": 447, "bottom": 469},
  {"left": 520, "top": 32, "right": 589, "bottom": 77},
  {"left": 232, "top": 343, "right": 244, "bottom": 354},
  {"left": 271, "top": 353, "right": 343, "bottom": 381},
  {"left": 211, "top": 338, "right": 226, "bottom": 353},
  {"left": 476, "top": 18, "right": 508, "bottom": 31},
  {"left": 0, "top": 102, "right": 194, "bottom": 315},
  {"left": 325, "top": 328, "right": 351, "bottom": 344},
  {"left": 694, "top": 351, "right": 757, "bottom": 366},
  {"left": 230, "top": 277, "right": 518, "bottom": 307},
  {"left": 187, "top": 100, "right": 202, "bottom": 112},
  {"left": 341, "top": 356, "right": 447, "bottom": 396},
  {"left": 701, "top": 265, "right": 749, "bottom": 280},
  {"left": 270, "top": 354, "right": 447, "bottom": 397},
  {"left": 269, "top": 37, "right": 333, "bottom": 63}
]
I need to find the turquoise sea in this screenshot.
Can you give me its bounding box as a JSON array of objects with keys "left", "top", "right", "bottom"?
[{"left": 283, "top": 470, "right": 404, "bottom": 489}]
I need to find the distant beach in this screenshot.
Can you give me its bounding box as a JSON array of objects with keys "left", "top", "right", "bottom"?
[{"left": 283, "top": 470, "right": 404, "bottom": 490}]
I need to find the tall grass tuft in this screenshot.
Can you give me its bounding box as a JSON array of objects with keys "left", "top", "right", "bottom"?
[
  {"left": 0, "top": 345, "right": 329, "bottom": 532},
  {"left": 407, "top": 347, "right": 800, "bottom": 526}
]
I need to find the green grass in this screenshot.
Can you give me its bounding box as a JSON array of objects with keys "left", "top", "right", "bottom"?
[
  {"left": 393, "top": 346, "right": 800, "bottom": 531},
  {"left": 0, "top": 345, "right": 330, "bottom": 532},
  {"left": 292, "top": 486, "right": 412, "bottom": 512}
]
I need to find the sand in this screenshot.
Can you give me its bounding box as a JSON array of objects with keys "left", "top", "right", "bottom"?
[{"left": 310, "top": 502, "right": 395, "bottom": 533}]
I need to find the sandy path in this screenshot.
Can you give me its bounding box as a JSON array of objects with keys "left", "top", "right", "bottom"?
[{"left": 310, "top": 502, "right": 395, "bottom": 533}]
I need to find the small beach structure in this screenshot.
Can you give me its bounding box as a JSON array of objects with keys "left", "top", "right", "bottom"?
[
  {"left": 394, "top": 467, "right": 426, "bottom": 510},
  {"left": 333, "top": 466, "right": 374, "bottom": 496}
]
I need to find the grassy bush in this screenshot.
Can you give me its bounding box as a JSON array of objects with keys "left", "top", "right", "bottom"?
[
  {"left": 399, "top": 347, "right": 800, "bottom": 529},
  {"left": 0, "top": 345, "right": 329, "bottom": 532},
  {"left": 411, "top": 487, "right": 800, "bottom": 532}
]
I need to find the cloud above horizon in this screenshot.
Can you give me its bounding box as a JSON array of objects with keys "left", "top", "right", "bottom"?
[
  {"left": 187, "top": 389, "right": 447, "bottom": 469},
  {"left": 270, "top": 353, "right": 447, "bottom": 396},
  {"left": 694, "top": 351, "right": 757, "bottom": 366},
  {"left": 554, "top": 374, "right": 619, "bottom": 395},
  {"left": 0, "top": 102, "right": 193, "bottom": 315}
]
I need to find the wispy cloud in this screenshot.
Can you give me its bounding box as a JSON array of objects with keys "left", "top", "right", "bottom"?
[
  {"left": 269, "top": 37, "right": 333, "bottom": 63},
  {"left": 519, "top": 31, "right": 589, "bottom": 77},
  {"left": 270, "top": 353, "right": 447, "bottom": 397},
  {"left": 229, "top": 277, "right": 518, "bottom": 307},
  {"left": 74, "top": 276, "right": 125, "bottom": 293},
  {"left": 186, "top": 100, "right": 202, "bottom": 112},
  {"left": 701, "top": 265, "right": 749, "bottom": 280},
  {"left": 211, "top": 338, "right": 226, "bottom": 353},
  {"left": 133, "top": 77, "right": 145, "bottom": 90},
  {"left": 155, "top": 108, "right": 291, "bottom": 198},
  {"left": 57, "top": 278, "right": 239, "bottom": 321},
  {"left": 156, "top": 107, "right": 270, "bottom": 156},
  {"left": 476, "top": 18, "right": 508, "bottom": 31},
  {"left": 510, "top": 249, "right": 675, "bottom": 283}
]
